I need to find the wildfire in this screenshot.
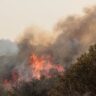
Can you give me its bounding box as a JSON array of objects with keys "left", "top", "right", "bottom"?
[
  {"left": 3, "top": 53, "right": 64, "bottom": 91},
  {"left": 29, "top": 54, "right": 64, "bottom": 79}
]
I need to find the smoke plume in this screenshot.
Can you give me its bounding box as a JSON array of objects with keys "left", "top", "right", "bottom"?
[
  {"left": 47, "top": 6, "right": 96, "bottom": 68},
  {"left": 0, "top": 6, "right": 96, "bottom": 83}
]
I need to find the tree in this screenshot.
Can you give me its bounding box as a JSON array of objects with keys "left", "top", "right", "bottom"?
[{"left": 49, "top": 44, "right": 96, "bottom": 96}]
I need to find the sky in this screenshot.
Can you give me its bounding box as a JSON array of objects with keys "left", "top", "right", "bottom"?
[{"left": 0, "top": 0, "right": 96, "bottom": 40}]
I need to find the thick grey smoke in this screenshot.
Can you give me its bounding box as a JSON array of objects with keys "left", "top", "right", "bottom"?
[
  {"left": 46, "top": 6, "right": 96, "bottom": 68},
  {"left": 15, "top": 6, "right": 96, "bottom": 71},
  {"left": 1, "top": 6, "right": 96, "bottom": 82}
]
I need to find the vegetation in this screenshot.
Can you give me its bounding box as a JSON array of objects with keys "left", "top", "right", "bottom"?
[
  {"left": 49, "top": 44, "right": 96, "bottom": 96},
  {"left": 1, "top": 44, "right": 96, "bottom": 96}
]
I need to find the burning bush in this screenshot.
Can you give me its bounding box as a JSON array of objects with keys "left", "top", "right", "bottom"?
[
  {"left": 3, "top": 44, "right": 96, "bottom": 96},
  {"left": 1, "top": 6, "right": 96, "bottom": 96}
]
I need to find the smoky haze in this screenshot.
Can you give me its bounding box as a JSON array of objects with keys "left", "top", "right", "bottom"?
[
  {"left": 0, "top": 6, "right": 96, "bottom": 81},
  {"left": 49, "top": 6, "right": 96, "bottom": 68}
]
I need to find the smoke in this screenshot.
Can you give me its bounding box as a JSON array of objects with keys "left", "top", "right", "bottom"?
[
  {"left": 46, "top": 6, "right": 96, "bottom": 68},
  {"left": 0, "top": 27, "right": 60, "bottom": 82},
  {"left": 0, "top": 40, "right": 19, "bottom": 81},
  {"left": 0, "top": 6, "right": 96, "bottom": 83},
  {"left": 0, "top": 39, "right": 19, "bottom": 56}
]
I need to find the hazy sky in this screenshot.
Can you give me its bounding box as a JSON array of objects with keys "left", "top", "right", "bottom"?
[{"left": 0, "top": 0, "right": 96, "bottom": 40}]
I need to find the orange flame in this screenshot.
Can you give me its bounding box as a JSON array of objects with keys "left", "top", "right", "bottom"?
[
  {"left": 29, "top": 54, "right": 64, "bottom": 79},
  {"left": 3, "top": 53, "right": 64, "bottom": 91}
]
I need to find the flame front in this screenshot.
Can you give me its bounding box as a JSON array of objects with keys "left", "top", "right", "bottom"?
[
  {"left": 3, "top": 54, "right": 64, "bottom": 91},
  {"left": 29, "top": 54, "right": 64, "bottom": 79}
]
